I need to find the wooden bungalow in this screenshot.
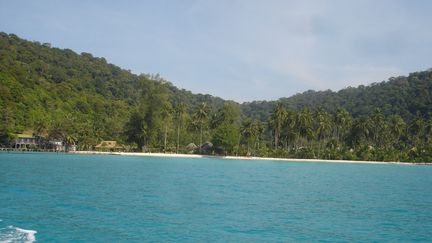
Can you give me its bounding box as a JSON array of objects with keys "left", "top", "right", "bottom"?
[{"left": 13, "top": 134, "right": 40, "bottom": 149}]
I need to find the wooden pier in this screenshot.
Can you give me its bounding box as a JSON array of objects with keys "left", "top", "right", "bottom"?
[{"left": 0, "top": 147, "right": 66, "bottom": 153}]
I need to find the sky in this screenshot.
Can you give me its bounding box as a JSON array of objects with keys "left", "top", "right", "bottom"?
[{"left": 1, "top": 0, "right": 431, "bottom": 102}]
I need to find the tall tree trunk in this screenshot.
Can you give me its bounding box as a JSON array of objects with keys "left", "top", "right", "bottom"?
[
  {"left": 164, "top": 124, "right": 168, "bottom": 153},
  {"left": 176, "top": 122, "right": 180, "bottom": 154},
  {"left": 236, "top": 139, "right": 240, "bottom": 156},
  {"left": 256, "top": 137, "right": 260, "bottom": 151},
  {"left": 199, "top": 122, "right": 203, "bottom": 153},
  {"left": 270, "top": 130, "right": 274, "bottom": 149},
  {"left": 247, "top": 141, "right": 250, "bottom": 155}
]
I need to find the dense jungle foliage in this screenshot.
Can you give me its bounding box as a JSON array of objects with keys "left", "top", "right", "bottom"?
[
  {"left": 1, "top": 33, "right": 431, "bottom": 162},
  {"left": 243, "top": 70, "right": 432, "bottom": 121}
]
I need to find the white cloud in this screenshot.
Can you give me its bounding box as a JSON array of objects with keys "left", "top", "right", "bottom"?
[{"left": 2, "top": 0, "right": 431, "bottom": 101}]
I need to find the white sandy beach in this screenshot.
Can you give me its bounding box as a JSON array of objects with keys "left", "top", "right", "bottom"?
[{"left": 69, "top": 151, "right": 421, "bottom": 165}]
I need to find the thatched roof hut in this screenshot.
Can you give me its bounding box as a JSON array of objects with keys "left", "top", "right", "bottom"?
[
  {"left": 185, "top": 143, "right": 197, "bottom": 153},
  {"left": 95, "top": 141, "right": 123, "bottom": 151},
  {"left": 200, "top": 141, "right": 213, "bottom": 154}
]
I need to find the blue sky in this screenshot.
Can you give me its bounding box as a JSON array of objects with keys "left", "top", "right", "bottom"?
[{"left": 1, "top": 0, "right": 431, "bottom": 102}]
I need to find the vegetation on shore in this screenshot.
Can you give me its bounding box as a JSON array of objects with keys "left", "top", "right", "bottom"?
[{"left": 1, "top": 32, "right": 432, "bottom": 162}]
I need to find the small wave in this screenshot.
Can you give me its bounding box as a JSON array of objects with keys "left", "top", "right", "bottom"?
[{"left": 0, "top": 226, "right": 37, "bottom": 243}]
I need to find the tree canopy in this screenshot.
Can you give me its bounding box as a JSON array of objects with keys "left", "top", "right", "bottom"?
[{"left": 1, "top": 32, "right": 432, "bottom": 162}]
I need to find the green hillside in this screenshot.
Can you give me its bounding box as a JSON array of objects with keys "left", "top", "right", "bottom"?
[
  {"left": 0, "top": 32, "right": 226, "bottom": 149},
  {"left": 242, "top": 71, "right": 432, "bottom": 121},
  {"left": 1, "top": 32, "right": 432, "bottom": 162}
]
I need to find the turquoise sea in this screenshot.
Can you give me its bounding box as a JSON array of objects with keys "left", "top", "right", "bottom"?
[{"left": 0, "top": 153, "right": 431, "bottom": 242}]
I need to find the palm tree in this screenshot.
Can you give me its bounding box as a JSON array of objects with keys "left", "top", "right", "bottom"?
[
  {"left": 369, "top": 109, "right": 387, "bottom": 147},
  {"left": 64, "top": 134, "right": 77, "bottom": 152},
  {"left": 241, "top": 119, "right": 253, "bottom": 154},
  {"left": 334, "top": 108, "right": 352, "bottom": 142},
  {"left": 315, "top": 108, "right": 332, "bottom": 158},
  {"left": 161, "top": 103, "right": 173, "bottom": 153},
  {"left": 252, "top": 120, "right": 264, "bottom": 151},
  {"left": 175, "top": 102, "right": 187, "bottom": 153},
  {"left": 281, "top": 110, "right": 297, "bottom": 151},
  {"left": 270, "top": 102, "right": 287, "bottom": 149},
  {"left": 194, "top": 102, "right": 209, "bottom": 153},
  {"left": 352, "top": 117, "right": 371, "bottom": 146},
  {"left": 296, "top": 108, "right": 314, "bottom": 148},
  {"left": 242, "top": 119, "right": 264, "bottom": 155},
  {"left": 315, "top": 109, "right": 332, "bottom": 140},
  {"left": 410, "top": 116, "right": 426, "bottom": 147},
  {"left": 241, "top": 119, "right": 255, "bottom": 154},
  {"left": 388, "top": 115, "right": 406, "bottom": 148}
]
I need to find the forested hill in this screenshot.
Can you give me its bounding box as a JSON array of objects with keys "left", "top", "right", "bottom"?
[
  {"left": 242, "top": 70, "right": 432, "bottom": 121},
  {"left": 1, "top": 32, "right": 432, "bottom": 162},
  {"left": 0, "top": 32, "right": 226, "bottom": 143},
  {"left": 2, "top": 31, "right": 431, "bottom": 130}
]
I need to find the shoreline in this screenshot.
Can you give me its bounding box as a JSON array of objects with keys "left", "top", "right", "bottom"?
[{"left": 68, "top": 151, "right": 428, "bottom": 165}]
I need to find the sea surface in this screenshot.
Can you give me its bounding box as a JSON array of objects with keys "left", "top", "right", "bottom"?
[{"left": 0, "top": 152, "right": 431, "bottom": 242}]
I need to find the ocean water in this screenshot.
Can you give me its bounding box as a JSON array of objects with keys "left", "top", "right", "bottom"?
[{"left": 0, "top": 153, "right": 431, "bottom": 242}]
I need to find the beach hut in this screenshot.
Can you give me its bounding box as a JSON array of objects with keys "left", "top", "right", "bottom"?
[
  {"left": 185, "top": 143, "right": 197, "bottom": 153},
  {"left": 200, "top": 141, "right": 213, "bottom": 154},
  {"left": 13, "top": 134, "right": 40, "bottom": 149},
  {"left": 95, "top": 140, "right": 124, "bottom": 151}
]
